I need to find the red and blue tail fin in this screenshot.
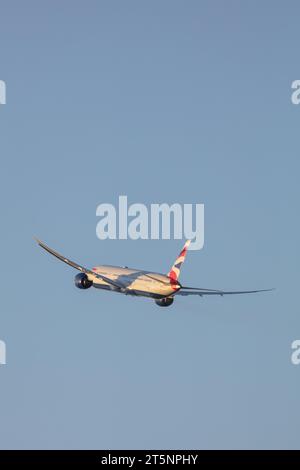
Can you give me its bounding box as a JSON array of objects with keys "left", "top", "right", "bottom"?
[{"left": 168, "top": 240, "right": 191, "bottom": 283}]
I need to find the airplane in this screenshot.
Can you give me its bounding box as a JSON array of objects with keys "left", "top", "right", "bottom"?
[{"left": 35, "top": 238, "right": 273, "bottom": 307}]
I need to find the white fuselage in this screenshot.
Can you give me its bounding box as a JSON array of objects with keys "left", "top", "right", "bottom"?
[{"left": 89, "top": 265, "right": 180, "bottom": 299}]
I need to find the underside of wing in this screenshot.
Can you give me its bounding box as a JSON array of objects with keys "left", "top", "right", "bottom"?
[
  {"left": 35, "top": 238, "right": 126, "bottom": 291},
  {"left": 176, "top": 287, "right": 274, "bottom": 296}
]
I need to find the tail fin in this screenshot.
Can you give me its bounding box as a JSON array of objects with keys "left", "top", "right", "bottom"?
[{"left": 168, "top": 240, "right": 191, "bottom": 282}]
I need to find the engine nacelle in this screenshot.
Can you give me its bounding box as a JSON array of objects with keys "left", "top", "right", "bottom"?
[
  {"left": 74, "top": 273, "right": 92, "bottom": 289},
  {"left": 155, "top": 297, "right": 174, "bottom": 307}
]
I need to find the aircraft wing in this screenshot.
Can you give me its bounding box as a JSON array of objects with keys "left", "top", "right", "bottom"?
[
  {"left": 176, "top": 287, "right": 274, "bottom": 296},
  {"left": 35, "top": 238, "right": 126, "bottom": 291}
]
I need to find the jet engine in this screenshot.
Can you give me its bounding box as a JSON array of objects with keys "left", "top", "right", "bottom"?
[
  {"left": 74, "top": 273, "right": 93, "bottom": 289},
  {"left": 155, "top": 297, "right": 174, "bottom": 307}
]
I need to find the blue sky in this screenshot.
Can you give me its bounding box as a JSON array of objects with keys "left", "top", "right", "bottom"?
[{"left": 0, "top": 0, "right": 299, "bottom": 449}]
